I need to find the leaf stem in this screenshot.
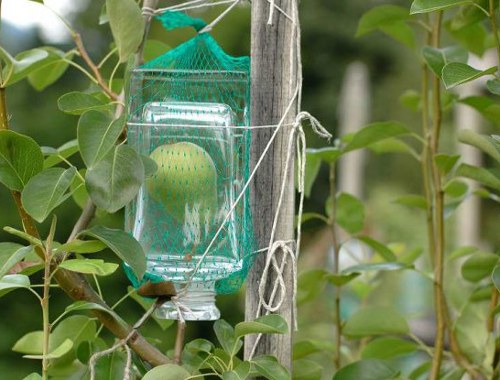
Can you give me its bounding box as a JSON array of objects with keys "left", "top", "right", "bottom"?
[
  {"left": 329, "top": 163, "right": 342, "bottom": 370},
  {"left": 73, "top": 33, "right": 118, "bottom": 101},
  {"left": 489, "top": 0, "right": 500, "bottom": 70},
  {"left": 41, "top": 217, "right": 57, "bottom": 379}
]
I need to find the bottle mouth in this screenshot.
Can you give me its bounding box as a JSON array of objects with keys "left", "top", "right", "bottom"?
[{"left": 155, "top": 281, "right": 221, "bottom": 321}]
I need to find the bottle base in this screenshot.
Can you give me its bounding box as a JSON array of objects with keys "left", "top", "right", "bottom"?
[{"left": 155, "top": 300, "right": 221, "bottom": 321}]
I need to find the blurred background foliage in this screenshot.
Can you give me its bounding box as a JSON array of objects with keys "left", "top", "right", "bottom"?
[{"left": 0, "top": 0, "right": 498, "bottom": 378}]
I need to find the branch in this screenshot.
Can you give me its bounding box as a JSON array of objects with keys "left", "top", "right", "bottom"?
[{"left": 73, "top": 33, "right": 119, "bottom": 101}]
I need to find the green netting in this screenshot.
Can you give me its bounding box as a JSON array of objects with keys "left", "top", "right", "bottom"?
[{"left": 124, "top": 11, "right": 255, "bottom": 298}]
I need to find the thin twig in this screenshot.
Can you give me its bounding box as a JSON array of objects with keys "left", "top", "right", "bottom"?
[
  {"left": 73, "top": 33, "right": 118, "bottom": 101},
  {"left": 174, "top": 321, "right": 187, "bottom": 364},
  {"left": 329, "top": 163, "right": 342, "bottom": 370}
]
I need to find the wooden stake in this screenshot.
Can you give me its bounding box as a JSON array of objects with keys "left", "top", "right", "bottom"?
[{"left": 244, "top": 0, "right": 298, "bottom": 371}]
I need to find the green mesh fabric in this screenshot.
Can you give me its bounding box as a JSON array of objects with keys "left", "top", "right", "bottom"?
[{"left": 124, "top": 11, "right": 255, "bottom": 296}]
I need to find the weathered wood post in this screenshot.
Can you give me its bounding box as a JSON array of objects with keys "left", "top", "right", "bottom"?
[{"left": 244, "top": 0, "right": 299, "bottom": 370}]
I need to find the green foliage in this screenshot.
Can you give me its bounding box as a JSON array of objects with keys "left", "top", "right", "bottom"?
[
  {"left": 343, "top": 306, "right": 410, "bottom": 337},
  {"left": 80, "top": 225, "right": 146, "bottom": 280},
  {"left": 85, "top": 145, "right": 145, "bottom": 212},
  {"left": 21, "top": 167, "right": 77, "bottom": 223},
  {"left": 333, "top": 359, "right": 400, "bottom": 380},
  {"left": 106, "top": 0, "right": 145, "bottom": 62},
  {"left": 0, "top": 130, "right": 43, "bottom": 191}
]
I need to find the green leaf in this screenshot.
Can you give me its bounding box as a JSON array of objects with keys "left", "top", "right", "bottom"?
[
  {"left": 325, "top": 272, "right": 360, "bottom": 286},
  {"left": 21, "top": 167, "right": 76, "bottom": 223},
  {"left": 422, "top": 45, "right": 468, "bottom": 77},
  {"left": 0, "top": 243, "right": 31, "bottom": 278},
  {"left": 300, "top": 212, "right": 329, "bottom": 225},
  {"left": 184, "top": 339, "right": 214, "bottom": 354},
  {"left": 58, "top": 92, "right": 110, "bottom": 115},
  {"left": 492, "top": 265, "right": 500, "bottom": 292},
  {"left": 487, "top": 78, "right": 500, "bottom": 95},
  {"left": 58, "top": 259, "right": 118, "bottom": 276},
  {"left": 362, "top": 337, "right": 418, "bottom": 359},
  {"left": 0, "top": 47, "right": 52, "bottom": 86},
  {"left": 356, "top": 5, "right": 415, "bottom": 47},
  {"left": 444, "top": 179, "right": 468, "bottom": 198},
  {"left": 43, "top": 139, "right": 79, "bottom": 169},
  {"left": 235, "top": 314, "right": 288, "bottom": 338},
  {"left": 394, "top": 194, "right": 428, "bottom": 210},
  {"left": 336, "top": 193, "right": 365, "bottom": 234},
  {"left": 3, "top": 226, "right": 43, "bottom": 247},
  {"left": 214, "top": 319, "right": 242, "bottom": 356},
  {"left": 12, "top": 331, "right": 44, "bottom": 354},
  {"left": 456, "top": 163, "right": 500, "bottom": 192},
  {"left": 333, "top": 359, "right": 399, "bottom": 380},
  {"left": 22, "top": 374, "right": 42, "bottom": 380},
  {"left": 400, "top": 89, "right": 421, "bottom": 112},
  {"left": 223, "top": 362, "right": 251, "bottom": 380},
  {"left": 447, "top": 21, "right": 487, "bottom": 56},
  {"left": 24, "top": 339, "right": 73, "bottom": 360},
  {"left": 80, "top": 225, "right": 146, "bottom": 281},
  {"left": 458, "top": 129, "right": 500, "bottom": 164},
  {"left": 459, "top": 96, "right": 500, "bottom": 124},
  {"left": 454, "top": 300, "right": 493, "bottom": 365},
  {"left": 367, "top": 137, "right": 417, "bottom": 156},
  {"left": 344, "top": 122, "right": 411, "bottom": 152},
  {"left": 357, "top": 5, "right": 410, "bottom": 36},
  {"left": 293, "top": 359, "right": 323, "bottom": 380},
  {"left": 54, "top": 239, "right": 107, "bottom": 254},
  {"left": 0, "top": 130, "right": 43, "bottom": 191},
  {"left": 0, "top": 274, "right": 30, "bottom": 298},
  {"left": 91, "top": 350, "right": 127, "bottom": 380},
  {"left": 461, "top": 252, "right": 499, "bottom": 282},
  {"left": 251, "top": 355, "right": 290, "bottom": 380},
  {"left": 143, "top": 364, "right": 190, "bottom": 380},
  {"left": 50, "top": 315, "right": 96, "bottom": 362},
  {"left": 302, "top": 152, "right": 321, "bottom": 198},
  {"left": 70, "top": 170, "right": 88, "bottom": 209},
  {"left": 63, "top": 300, "right": 115, "bottom": 316},
  {"left": 442, "top": 63, "right": 496, "bottom": 89},
  {"left": 410, "top": 0, "right": 474, "bottom": 14},
  {"left": 342, "top": 262, "right": 411, "bottom": 274},
  {"left": 28, "top": 48, "right": 74, "bottom": 91},
  {"left": 297, "top": 268, "right": 329, "bottom": 304},
  {"left": 379, "top": 22, "right": 416, "bottom": 48},
  {"left": 358, "top": 236, "right": 397, "bottom": 261},
  {"left": 448, "top": 246, "right": 478, "bottom": 261},
  {"left": 143, "top": 40, "right": 171, "bottom": 62},
  {"left": 435, "top": 154, "right": 460, "bottom": 175},
  {"left": 141, "top": 154, "right": 158, "bottom": 178},
  {"left": 78, "top": 111, "right": 124, "bottom": 168},
  {"left": 293, "top": 340, "right": 334, "bottom": 360},
  {"left": 306, "top": 147, "right": 343, "bottom": 164},
  {"left": 85, "top": 145, "right": 144, "bottom": 212},
  {"left": 106, "top": 0, "right": 145, "bottom": 62},
  {"left": 343, "top": 306, "right": 409, "bottom": 337}
]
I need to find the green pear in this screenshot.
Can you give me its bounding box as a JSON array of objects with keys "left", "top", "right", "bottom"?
[{"left": 146, "top": 142, "right": 218, "bottom": 224}]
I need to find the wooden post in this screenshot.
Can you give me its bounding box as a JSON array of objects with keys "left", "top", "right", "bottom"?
[{"left": 244, "top": 0, "right": 298, "bottom": 370}]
